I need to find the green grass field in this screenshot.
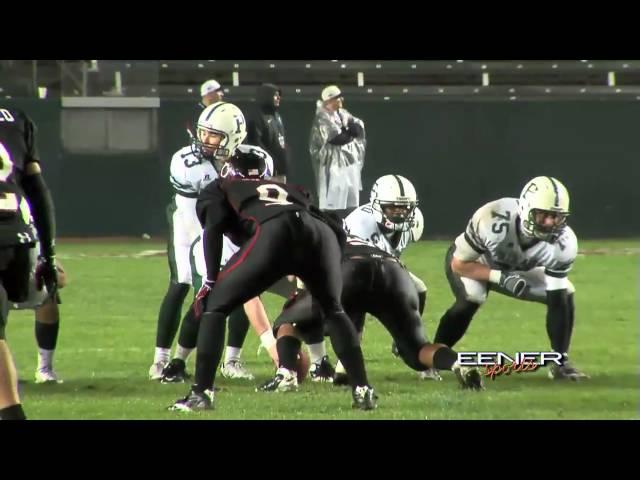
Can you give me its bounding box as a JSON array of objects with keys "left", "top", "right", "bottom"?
[{"left": 6, "top": 239, "right": 638, "bottom": 420}]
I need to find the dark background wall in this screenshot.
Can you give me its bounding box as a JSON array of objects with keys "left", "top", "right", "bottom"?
[{"left": 4, "top": 98, "right": 639, "bottom": 238}]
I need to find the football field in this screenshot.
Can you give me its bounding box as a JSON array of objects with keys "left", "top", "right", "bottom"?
[{"left": 7, "top": 239, "right": 638, "bottom": 420}]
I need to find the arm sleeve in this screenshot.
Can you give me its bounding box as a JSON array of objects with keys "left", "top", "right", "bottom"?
[
  {"left": 23, "top": 113, "right": 41, "bottom": 163},
  {"left": 21, "top": 173, "right": 56, "bottom": 258},
  {"left": 196, "top": 182, "right": 231, "bottom": 281}
]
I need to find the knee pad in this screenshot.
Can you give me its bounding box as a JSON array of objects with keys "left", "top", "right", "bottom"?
[{"left": 461, "top": 280, "right": 488, "bottom": 304}]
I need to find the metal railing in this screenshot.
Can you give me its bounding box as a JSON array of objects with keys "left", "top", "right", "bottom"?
[{"left": 1, "top": 60, "right": 640, "bottom": 101}]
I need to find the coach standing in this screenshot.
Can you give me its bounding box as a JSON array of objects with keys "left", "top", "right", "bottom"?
[{"left": 309, "top": 85, "right": 366, "bottom": 218}]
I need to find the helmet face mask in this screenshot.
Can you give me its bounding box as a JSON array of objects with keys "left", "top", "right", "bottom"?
[
  {"left": 518, "top": 176, "right": 570, "bottom": 242},
  {"left": 379, "top": 203, "right": 416, "bottom": 231},
  {"left": 370, "top": 175, "right": 418, "bottom": 233},
  {"left": 524, "top": 208, "right": 568, "bottom": 241}
]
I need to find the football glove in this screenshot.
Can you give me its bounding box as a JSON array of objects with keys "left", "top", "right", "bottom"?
[{"left": 194, "top": 279, "right": 215, "bottom": 318}]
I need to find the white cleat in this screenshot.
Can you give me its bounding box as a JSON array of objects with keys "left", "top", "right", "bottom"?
[
  {"left": 220, "top": 360, "right": 255, "bottom": 380},
  {"left": 35, "top": 368, "right": 63, "bottom": 384},
  {"left": 418, "top": 368, "right": 442, "bottom": 381},
  {"left": 256, "top": 368, "right": 298, "bottom": 392},
  {"left": 452, "top": 363, "right": 484, "bottom": 391},
  {"left": 148, "top": 361, "right": 168, "bottom": 381}
]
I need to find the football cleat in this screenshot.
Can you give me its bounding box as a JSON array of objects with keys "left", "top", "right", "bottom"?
[
  {"left": 160, "top": 358, "right": 191, "bottom": 384},
  {"left": 548, "top": 361, "right": 590, "bottom": 381},
  {"left": 256, "top": 368, "right": 298, "bottom": 392},
  {"left": 452, "top": 364, "right": 484, "bottom": 391},
  {"left": 220, "top": 360, "right": 255, "bottom": 380},
  {"left": 418, "top": 368, "right": 442, "bottom": 381},
  {"left": 35, "top": 368, "right": 63, "bottom": 384},
  {"left": 309, "top": 356, "right": 335, "bottom": 383},
  {"left": 352, "top": 385, "right": 378, "bottom": 410},
  {"left": 168, "top": 388, "right": 214, "bottom": 412},
  {"left": 333, "top": 372, "right": 349, "bottom": 386},
  {"left": 149, "top": 361, "right": 168, "bottom": 381}
]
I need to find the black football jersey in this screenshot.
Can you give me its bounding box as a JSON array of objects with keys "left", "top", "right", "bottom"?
[
  {"left": 196, "top": 177, "right": 316, "bottom": 281},
  {"left": 0, "top": 107, "right": 39, "bottom": 246},
  {"left": 197, "top": 177, "right": 312, "bottom": 233}
]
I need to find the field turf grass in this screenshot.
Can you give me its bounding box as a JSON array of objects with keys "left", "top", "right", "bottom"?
[{"left": 7, "top": 239, "right": 638, "bottom": 420}]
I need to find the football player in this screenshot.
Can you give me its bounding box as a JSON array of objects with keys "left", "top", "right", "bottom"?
[
  {"left": 149, "top": 102, "right": 276, "bottom": 382},
  {"left": 169, "top": 103, "right": 376, "bottom": 412},
  {"left": 10, "top": 252, "right": 67, "bottom": 384},
  {"left": 0, "top": 106, "right": 58, "bottom": 420},
  {"left": 260, "top": 234, "right": 484, "bottom": 392},
  {"left": 433, "top": 176, "right": 588, "bottom": 381},
  {"left": 159, "top": 233, "right": 281, "bottom": 383},
  {"left": 306, "top": 175, "right": 439, "bottom": 381}
]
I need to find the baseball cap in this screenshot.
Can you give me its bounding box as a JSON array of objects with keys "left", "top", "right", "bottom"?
[
  {"left": 321, "top": 85, "right": 342, "bottom": 102},
  {"left": 200, "top": 79, "right": 222, "bottom": 97}
]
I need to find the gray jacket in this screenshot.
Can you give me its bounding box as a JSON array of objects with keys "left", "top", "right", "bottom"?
[{"left": 309, "top": 104, "right": 366, "bottom": 210}]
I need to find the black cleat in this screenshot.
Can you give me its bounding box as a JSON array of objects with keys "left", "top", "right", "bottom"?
[
  {"left": 168, "top": 387, "right": 214, "bottom": 412},
  {"left": 453, "top": 364, "right": 485, "bottom": 391},
  {"left": 333, "top": 372, "right": 349, "bottom": 386},
  {"left": 160, "top": 358, "right": 191, "bottom": 384},
  {"left": 309, "top": 356, "right": 335, "bottom": 383},
  {"left": 548, "top": 361, "right": 590, "bottom": 381},
  {"left": 352, "top": 385, "right": 378, "bottom": 410}
]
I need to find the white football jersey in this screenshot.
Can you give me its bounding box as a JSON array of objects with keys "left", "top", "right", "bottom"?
[
  {"left": 453, "top": 197, "right": 578, "bottom": 278},
  {"left": 169, "top": 145, "right": 220, "bottom": 200},
  {"left": 345, "top": 203, "right": 420, "bottom": 258}
]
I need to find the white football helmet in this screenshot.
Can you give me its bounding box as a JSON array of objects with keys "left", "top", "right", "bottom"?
[
  {"left": 411, "top": 207, "right": 424, "bottom": 242},
  {"left": 194, "top": 102, "right": 247, "bottom": 160},
  {"left": 518, "top": 176, "right": 570, "bottom": 242},
  {"left": 370, "top": 174, "right": 418, "bottom": 233}
]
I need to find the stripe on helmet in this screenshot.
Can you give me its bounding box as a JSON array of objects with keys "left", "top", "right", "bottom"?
[
  {"left": 392, "top": 175, "right": 405, "bottom": 196},
  {"left": 203, "top": 102, "right": 226, "bottom": 123},
  {"left": 547, "top": 176, "right": 560, "bottom": 207}
]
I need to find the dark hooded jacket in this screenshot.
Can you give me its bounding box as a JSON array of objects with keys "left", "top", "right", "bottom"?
[{"left": 245, "top": 84, "right": 289, "bottom": 176}]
